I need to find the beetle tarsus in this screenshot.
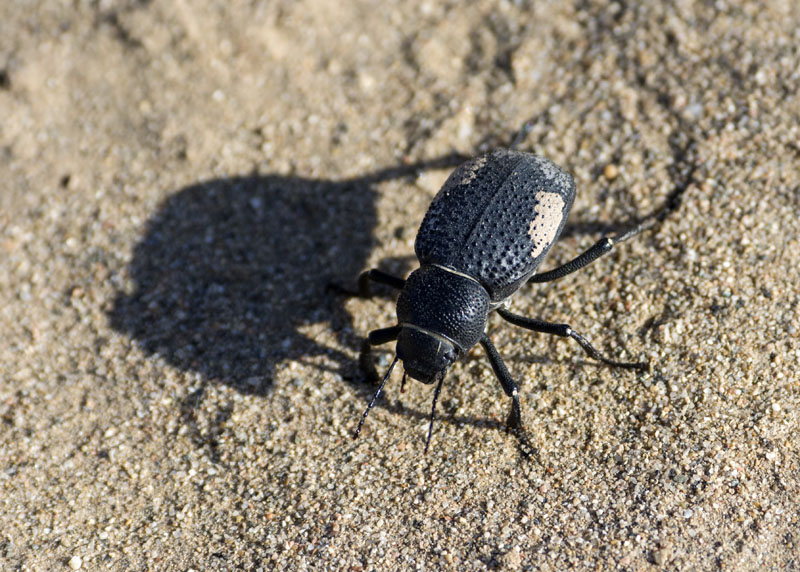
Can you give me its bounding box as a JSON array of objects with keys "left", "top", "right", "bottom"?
[
  {"left": 503, "top": 399, "right": 539, "bottom": 458},
  {"left": 506, "top": 396, "right": 523, "bottom": 430},
  {"left": 568, "top": 330, "right": 649, "bottom": 371}
]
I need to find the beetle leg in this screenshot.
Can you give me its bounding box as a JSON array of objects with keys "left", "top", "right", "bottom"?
[
  {"left": 368, "top": 325, "right": 402, "bottom": 345},
  {"left": 479, "top": 334, "right": 523, "bottom": 430},
  {"left": 358, "top": 269, "right": 406, "bottom": 296},
  {"left": 331, "top": 269, "right": 405, "bottom": 297},
  {"left": 529, "top": 217, "right": 659, "bottom": 284},
  {"left": 360, "top": 325, "right": 401, "bottom": 381},
  {"left": 480, "top": 334, "right": 538, "bottom": 456},
  {"left": 497, "top": 308, "right": 649, "bottom": 371},
  {"left": 352, "top": 271, "right": 404, "bottom": 379},
  {"left": 528, "top": 237, "right": 613, "bottom": 283}
]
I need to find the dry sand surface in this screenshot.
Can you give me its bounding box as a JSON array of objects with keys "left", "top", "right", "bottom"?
[{"left": 2, "top": 1, "right": 800, "bottom": 570}]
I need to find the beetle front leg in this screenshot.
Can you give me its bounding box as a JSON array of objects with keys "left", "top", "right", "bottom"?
[
  {"left": 360, "top": 325, "right": 401, "bottom": 381},
  {"left": 479, "top": 334, "right": 523, "bottom": 430},
  {"left": 480, "top": 335, "right": 538, "bottom": 457},
  {"left": 497, "top": 308, "right": 649, "bottom": 371}
]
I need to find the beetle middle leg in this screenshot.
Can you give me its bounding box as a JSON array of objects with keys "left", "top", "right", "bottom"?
[{"left": 496, "top": 308, "right": 648, "bottom": 371}]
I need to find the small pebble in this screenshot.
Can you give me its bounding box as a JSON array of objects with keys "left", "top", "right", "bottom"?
[
  {"left": 603, "top": 163, "right": 619, "bottom": 180},
  {"left": 499, "top": 546, "right": 522, "bottom": 569},
  {"left": 68, "top": 555, "right": 82, "bottom": 570}
]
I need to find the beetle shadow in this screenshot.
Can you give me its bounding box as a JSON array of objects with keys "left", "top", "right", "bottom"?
[{"left": 108, "top": 154, "right": 467, "bottom": 395}]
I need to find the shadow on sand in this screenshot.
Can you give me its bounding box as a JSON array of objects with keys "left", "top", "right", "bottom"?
[{"left": 108, "top": 155, "right": 468, "bottom": 396}]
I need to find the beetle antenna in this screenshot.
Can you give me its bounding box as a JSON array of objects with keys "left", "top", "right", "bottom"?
[
  {"left": 509, "top": 120, "right": 534, "bottom": 150},
  {"left": 424, "top": 370, "right": 447, "bottom": 454},
  {"left": 354, "top": 355, "right": 398, "bottom": 440}
]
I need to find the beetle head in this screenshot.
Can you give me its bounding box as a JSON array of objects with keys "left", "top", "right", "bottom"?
[{"left": 396, "top": 326, "right": 457, "bottom": 384}]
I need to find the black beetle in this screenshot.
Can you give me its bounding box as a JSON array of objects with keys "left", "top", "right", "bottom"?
[{"left": 354, "top": 148, "right": 657, "bottom": 452}]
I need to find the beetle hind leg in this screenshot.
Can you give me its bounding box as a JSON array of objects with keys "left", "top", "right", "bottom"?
[{"left": 528, "top": 216, "right": 663, "bottom": 285}]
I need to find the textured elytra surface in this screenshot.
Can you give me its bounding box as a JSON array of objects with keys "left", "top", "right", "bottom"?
[
  {"left": 415, "top": 150, "right": 575, "bottom": 302},
  {"left": 396, "top": 266, "right": 490, "bottom": 352}
]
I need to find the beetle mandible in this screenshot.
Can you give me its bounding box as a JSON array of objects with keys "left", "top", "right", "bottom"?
[{"left": 354, "top": 148, "right": 656, "bottom": 452}]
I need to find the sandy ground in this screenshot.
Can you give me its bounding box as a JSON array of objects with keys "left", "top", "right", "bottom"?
[{"left": 2, "top": 1, "right": 799, "bottom": 570}]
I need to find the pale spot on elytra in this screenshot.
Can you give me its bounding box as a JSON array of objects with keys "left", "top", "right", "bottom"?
[{"left": 528, "top": 191, "right": 565, "bottom": 258}]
